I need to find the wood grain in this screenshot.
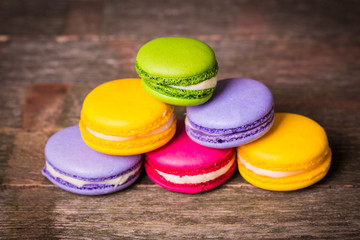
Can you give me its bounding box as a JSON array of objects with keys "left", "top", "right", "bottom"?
[
  {"left": 101, "top": 0, "right": 360, "bottom": 38},
  {"left": 0, "top": 83, "right": 27, "bottom": 128},
  {"left": 22, "top": 83, "right": 69, "bottom": 130},
  {"left": 0, "top": 0, "right": 359, "bottom": 239},
  {"left": 0, "top": 187, "right": 359, "bottom": 239},
  {"left": 0, "top": 40, "right": 124, "bottom": 85},
  {"left": 63, "top": 0, "right": 104, "bottom": 35},
  {"left": 0, "top": 0, "right": 67, "bottom": 36}
]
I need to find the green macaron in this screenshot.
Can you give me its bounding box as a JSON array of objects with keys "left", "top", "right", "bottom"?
[{"left": 135, "top": 37, "right": 218, "bottom": 106}]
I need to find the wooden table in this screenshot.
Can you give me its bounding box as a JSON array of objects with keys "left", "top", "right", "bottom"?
[{"left": 1, "top": 0, "right": 359, "bottom": 239}]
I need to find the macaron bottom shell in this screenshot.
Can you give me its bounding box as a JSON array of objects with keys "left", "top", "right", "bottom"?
[
  {"left": 79, "top": 119, "right": 177, "bottom": 155},
  {"left": 145, "top": 159, "right": 237, "bottom": 194},
  {"left": 42, "top": 164, "right": 142, "bottom": 195},
  {"left": 238, "top": 150, "right": 331, "bottom": 191},
  {"left": 141, "top": 78, "right": 213, "bottom": 106},
  {"left": 185, "top": 112, "right": 274, "bottom": 149}
]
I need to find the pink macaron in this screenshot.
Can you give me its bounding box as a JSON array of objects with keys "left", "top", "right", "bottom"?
[{"left": 145, "top": 120, "right": 236, "bottom": 194}]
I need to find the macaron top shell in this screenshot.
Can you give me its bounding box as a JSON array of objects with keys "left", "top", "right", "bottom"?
[
  {"left": 146, "top": 121, "right": 233, "bottom": 172},
  {"left": 136, "top": 37, "right": 217, "bottom": 81},
  {"left": 81, "top": 78, "right": 173, "bottom": 136},
  {"left": 45, "top": 126, "right": 142, "bottom": 179},
  {"left": 238, "top": 113, "right": 330, "bottom": 171},
  {"left": 186, "top": 78, "right": 274, "bottom": 129}
]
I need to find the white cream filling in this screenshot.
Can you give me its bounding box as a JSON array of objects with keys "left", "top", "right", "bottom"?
[
  {"left": 86, "top": 113, "right": 175, "bottom": 141},
  {"left": 46, "top": 162, "right": 141, "bottom": 188},
  {"left": 238, "top": 155, "right": 306, "bottom": 178},
  {"left": 156, "top": 155, "right": 235, "bottom": 184},
  {"left": 170, "top": 76, "right": 217, "bottom": 90}
]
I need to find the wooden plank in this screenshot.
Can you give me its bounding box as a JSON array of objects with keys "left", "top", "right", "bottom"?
[
  {"left": 0, "top": 0, "right": 358, "bottom": 38},
  {"left": 22, "top": 83, "right": 69, "bottom": 130},
  {"left": 63, "top": 0, "right": 104, "bottom": 36},
  {"left": 0, "top": 130, "right": 16, "bottom": 185},
  {"left": 101, "top": 0, "right": 360, "bottom": 38},
  {"left": 0, "top": 0, "right": 67, "bottom": 36},
  {"left": 0, "top": 40, "right": 123, "bottom": 85},
  {"left": 101, "top": 0, "right": 238, "bottom": 38},
  {"left": 0, "top": 83, "right": 27, "bottom": 128},
  {"left": 0, "top": 187, "right": 359, "bottom": 239},
  {"left": 56, "top": 84, "right": 93, "bottom": 128},
  {"left": 210, "top": 38, "right": 360, "bottom": 86},
  {"left": 1, "top": 37, "right": 359, "bottom": 88},
  {"left": 236, "top": 0, "right": 360, "bottom": 38},
  {"left": 2, "top": 130, "right": 51, "bottom": 186},
  {"left": 0, "top": 188, "right": 60, "bottom": 239},
  {"left": 106, "top": 40, "right": 142, "bottom": 74}
]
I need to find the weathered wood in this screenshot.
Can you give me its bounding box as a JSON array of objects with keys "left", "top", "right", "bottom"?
[
  {"left": 1, "top": 130, "right": 51, "bottom": 186},
  {"left": 0, "top": 83, "right": 27, "bottom": 128},
  {"left": 101, "top": 0, "right": 360, "bottom": 38},
  {"left": 0, "top": 130, "right": 16, "bottom": 185},
  {"left": 0, "top": 40, "right": 124, "bottom": 85},
  {"left": 106, "top": 40, "right": 142, "bottom": 73},
  {"left": 23, "top": 83, "right": 69, "bottom": 130},
  {"left": 0, "top": 0, "right": 359, "bottom": 238},
  {"left": 1, "top": 37, "right": 359, "bottom": 87},
  {"left": 0, "top": 0, "right": 67, "bottom": 36},
  {"left": 1, "top": 0, "right": 359, "bottom": 38},
  {"left": 56, "top": 84, "right": 93, "bottom": 128},
  {"left": 0, "top": 187, "right": 359, "bottom": 239},
  {"left": 63, "top": 0, "right": 104, "bottom": 36},
  {"left": 210, "top": 38, "right": 360, "bottom": 86}
]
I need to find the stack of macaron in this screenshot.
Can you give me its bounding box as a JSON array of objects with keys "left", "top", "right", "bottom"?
[{"left": 42, "top": 36, "right": 331, "bottom": 195}]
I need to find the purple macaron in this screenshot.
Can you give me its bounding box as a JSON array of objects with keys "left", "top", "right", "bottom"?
[
  {"left": 185, "top": 78, "right": 274, "bottom": 148},
  {"left": 42, "top": 126, "right": 142, "bottom": 195}
]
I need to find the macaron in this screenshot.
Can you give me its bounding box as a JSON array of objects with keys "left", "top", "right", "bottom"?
[
  {"left": 186, "top": 78, "right": 274, "bottom": 149},
  {"left": 135, "top": 37, "right": 218, "bottom": 106},
  {"left": 79, "top": 78, "right": 176, "bottom": 155},
  {"left": 237, "top": 113, "right": 332, "bottom": 191},
  {"left": 145, "top": 120, "right": 236, "bottom": 194},
  {"left": 42, "top": 126, "right": 143, "bottom": 195}
]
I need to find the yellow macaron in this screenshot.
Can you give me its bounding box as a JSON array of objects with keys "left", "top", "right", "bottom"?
[
  {"left": 237, "top": 113, "right": 331, "bottom": 191},
  {"left": 80, "top": 78, "right": 176, "bottom": 155}
]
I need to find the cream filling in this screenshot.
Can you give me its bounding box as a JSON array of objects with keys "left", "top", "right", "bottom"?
[
  {"left": 86, "top": 113, "right": 175, "bottom": 141},
  {"left": 238, "top": 155, "right": 307, "bottom": 178},
  {"left": 170, "top": 76, "right": 217, "bottom": 90},
  {"left": 156, "top": 155, "right": 235, "bottom": 184},
  {"left": 46, "top": 162, "right": 141, "bottom": 188}
]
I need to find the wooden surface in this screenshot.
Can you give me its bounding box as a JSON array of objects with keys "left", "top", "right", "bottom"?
[{"left": 0, "top": 0, "right": 359, "bottom": 239}]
